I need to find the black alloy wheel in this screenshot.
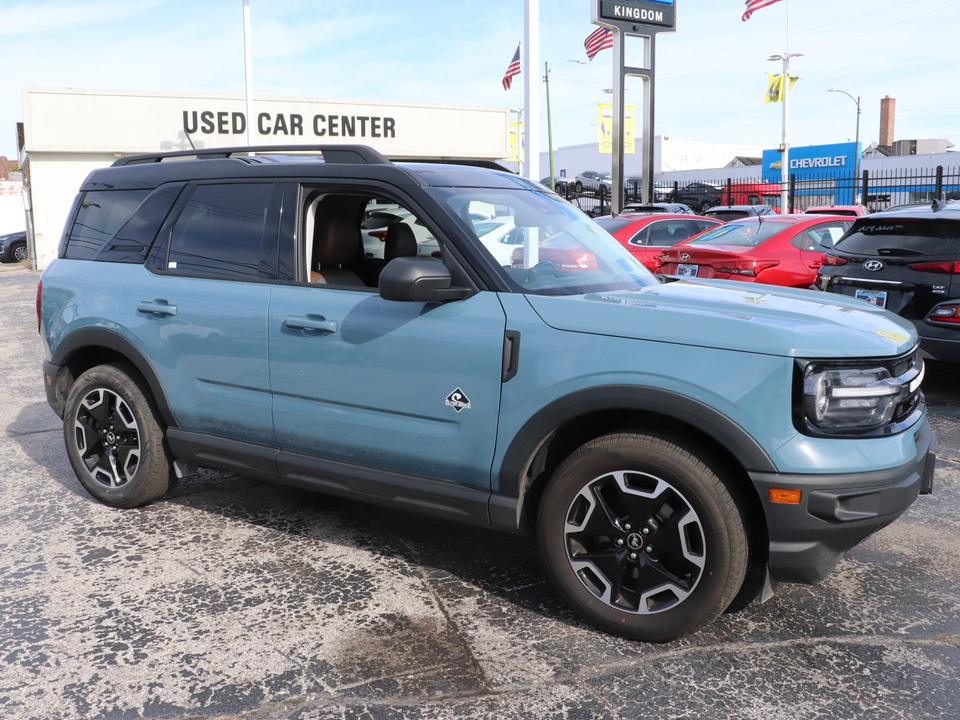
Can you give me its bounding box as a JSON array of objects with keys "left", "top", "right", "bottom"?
[
  {"left": 64, "top": 363, "right": 173, "bottom": 508},
  {"left": 564, "top": 469, "right": 706, "bottom": 614},
  {"left": 539, "top": 433, "right": 748, "bottom": 641},
  {"left": 73, "top": 387, "right": 141, "bottom": 489}
]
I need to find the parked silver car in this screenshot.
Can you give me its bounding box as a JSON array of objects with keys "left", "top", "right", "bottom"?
[{"left": 573, "top": 170, "right": 611, "bottom": 196}]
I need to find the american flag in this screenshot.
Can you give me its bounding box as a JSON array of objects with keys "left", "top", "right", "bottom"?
[
  {"left": 742, "top": 0, "right": 783, "bottom": 21},
  {"left": 502, "top": 44, "right": 521, "bottom": 91},
  {"left": 584, "top": 27, "right": 613, "bottom": 61}
]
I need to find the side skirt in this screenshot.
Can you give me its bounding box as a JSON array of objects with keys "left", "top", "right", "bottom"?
[{"left": 165, "top": 428, "right": 513, "bottom": 530}]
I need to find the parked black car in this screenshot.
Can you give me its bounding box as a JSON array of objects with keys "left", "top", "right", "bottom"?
[
  {"left": 704, "top": 205, "right": 776, "bottom": 223},
  {"left": 669, "top": 182, "right": 724, "bottom": 214},
  {"left": 817, "top": 201, "right": 960, "bottom": 364},
  {"left": 0, "top": 230, "right": 28, "bottom": 263}
]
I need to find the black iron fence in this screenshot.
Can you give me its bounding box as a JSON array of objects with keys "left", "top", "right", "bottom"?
[{"left": 555, "top": 165, "right": 960, "bottom": 216}]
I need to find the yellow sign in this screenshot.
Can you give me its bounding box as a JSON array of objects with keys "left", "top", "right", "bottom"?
[
  {"left": 597, "top": 104, "right": 635, "bottom": 155},
  {"left": 507, "top": 121, "right": 525, "bottom": 163}
]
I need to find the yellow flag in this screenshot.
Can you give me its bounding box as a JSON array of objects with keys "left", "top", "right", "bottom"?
[{"left": 765, "top": 73, "right": 800, "bottom": 104}]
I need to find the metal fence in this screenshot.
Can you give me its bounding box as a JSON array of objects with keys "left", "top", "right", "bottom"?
[{"left": 556, "top": 165, "right": 960, "bottom": 216}]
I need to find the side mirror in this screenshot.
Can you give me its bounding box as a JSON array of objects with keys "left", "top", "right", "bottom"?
[{"left": 379, "top": 257, "right": 472, "bottom": 303}]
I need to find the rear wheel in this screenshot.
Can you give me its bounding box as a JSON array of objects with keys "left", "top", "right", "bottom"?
[
  {"left": 12, "top": 243, "right": 28, "bottom": 262},
  {"left": 63, "top": 363, "right": 173, "bottom": 508},
  {"left": 574, "top": 181, "right": 583, "bottom": 194},
  {"left": 538, "top": 432, "right": 748, "bottom": 641}
]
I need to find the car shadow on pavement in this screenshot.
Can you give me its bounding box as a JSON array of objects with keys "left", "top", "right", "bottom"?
[{"left": 163, "top": 470, "right": 573, "bottom": 630}]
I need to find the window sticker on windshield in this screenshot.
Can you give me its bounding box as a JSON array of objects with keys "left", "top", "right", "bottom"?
[{"left": 445, "top": 388, "right": 472, "bottom": 413}]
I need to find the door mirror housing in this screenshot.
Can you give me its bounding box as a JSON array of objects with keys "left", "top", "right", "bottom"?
[{"left": 379, "top": 257, "right": 473, "bottom": 303}]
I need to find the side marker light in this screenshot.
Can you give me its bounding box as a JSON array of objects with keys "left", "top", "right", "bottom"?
[{"left": 769, "top": 488, "right": 803, "bottom": 504}]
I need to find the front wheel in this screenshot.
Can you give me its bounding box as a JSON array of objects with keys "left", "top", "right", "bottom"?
[
  {"left": 538, "top": 433, "right": 748, "bottom": 641},
  {"left": 63, "top": 363, "right": 173, "bottom": 508}
]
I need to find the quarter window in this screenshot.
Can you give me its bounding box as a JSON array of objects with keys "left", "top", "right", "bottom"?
[
  {"left": 167, "top": 184, "right": 273, "bottom": 279},
  {"left": 65, "top": 190, "right": 151, "bottom": 260}
]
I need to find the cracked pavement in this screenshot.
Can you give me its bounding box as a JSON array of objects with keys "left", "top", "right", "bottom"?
[{"left": 1, "top": 262, "right": 958, "bottom": 719}]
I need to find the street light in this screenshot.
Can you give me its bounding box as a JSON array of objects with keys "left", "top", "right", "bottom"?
[
  {"left": 829, "top": 88, "right": 862, "bottom": 204},
  {"left": 768, "top": 52, "right": 803, "bottom": 213},
  {"left": 544, "top": 59, "right": 586, "bottom": 191}
]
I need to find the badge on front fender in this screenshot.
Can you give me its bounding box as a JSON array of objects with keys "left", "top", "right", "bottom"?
[{"left": 445, "top": 388, "right": 471, "bottom": 413}]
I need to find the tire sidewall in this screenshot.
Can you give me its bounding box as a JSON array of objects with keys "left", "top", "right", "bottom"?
[
  {"left": 63, "top": 364, "right": 169, "bottom": 508},
  {"left": 538, "top": 435, "right": 746, "bottom": 642}
]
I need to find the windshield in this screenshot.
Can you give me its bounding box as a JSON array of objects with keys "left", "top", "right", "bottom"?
[
  {"left": 598, "top": 172, "right": 612, "bottom": 182},
  {"left": 428, "top": 187, "right": 658, "bottom": 295},
  {"left": 685, "top": 219, "right": 788, "bottom": 247}
]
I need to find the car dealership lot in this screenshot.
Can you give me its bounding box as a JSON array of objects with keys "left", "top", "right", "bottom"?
[{"left": 2, "top": 263, "right": 959, "bottom": 720}]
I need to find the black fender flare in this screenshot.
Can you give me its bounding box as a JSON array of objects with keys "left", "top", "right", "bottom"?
[
  {"left": 497, "top": 384, "right": 778, "bottom": 499},
  {"left": 50, "top": 326, "right": 179, "bottom": 429}
]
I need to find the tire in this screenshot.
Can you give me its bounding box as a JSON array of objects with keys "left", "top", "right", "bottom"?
[
  {"left": 63, "top": 363, "right": 174, "bottom": 508},
  {"left": 699, "top": 202, "right": 714, "bottom": 215},
  {"left": 574, "top": 181, "right": 583, "bottom": 194},
  {"left": 538, "top": 432, "right": 748, "bottom": 642},
  {"left": 12, "top": 243, "right": 28, "bottom": 262}
]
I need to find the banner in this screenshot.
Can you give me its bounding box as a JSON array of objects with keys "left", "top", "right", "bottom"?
[
  {"left": 597, "top": 104, "right": 635, "bottom": 154},
  {"left": 507, "top": 121, "right": 525, "bottom": 162}
]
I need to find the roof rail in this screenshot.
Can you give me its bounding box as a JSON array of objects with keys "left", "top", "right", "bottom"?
[{"left": 112, "top": 144, "right": 392, "bottom": 167}]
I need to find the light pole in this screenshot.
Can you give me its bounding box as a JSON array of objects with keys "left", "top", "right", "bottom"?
[
  {"left": 544, "top": 59, "right": 586, "bottom": 191},
  {"left": 829, "top": 88, "right": 861, "bottom": 204},
  {"left": 768, "top": 52, "right": 803, "bottom": 213}
]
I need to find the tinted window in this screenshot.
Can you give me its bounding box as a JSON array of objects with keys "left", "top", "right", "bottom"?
[
  {"left": 167, "top": 184, "right": 273, "bottom": 279},
  {"left": 65, "top": 190, "right": 151, "bottom": 260},
  {"left": 707, "top": 210, "right": 750, "bottom": 222},
  {"left": 593, "top": 216, "right": 638, "bottom": 234},
  {"left": 835, "top": 218, "right": 960, "bottom": 256},
  {"left": 96, "top": 184, "right": 184, "bottom": 263}
]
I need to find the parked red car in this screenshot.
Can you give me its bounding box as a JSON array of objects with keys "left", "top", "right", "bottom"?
[
  {"left": 658, "top": 215, "right": 855, "bottom": 288},
  {"left": 593, "top": 213, "right": 722, "bottom": 271}
]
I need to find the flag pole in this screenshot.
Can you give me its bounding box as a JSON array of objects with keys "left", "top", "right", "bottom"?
[
  {"left": 243, "top": 0, "right": 254, "bottom": 152},
  {"left": 522, "top": 0, "right": 540, "bottom": 180},
  {"left": 781, "top": 0, "right": 790, "bottom": 212}
]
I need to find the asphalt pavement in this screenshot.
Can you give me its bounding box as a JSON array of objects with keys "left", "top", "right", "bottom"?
[{"left": 1, "top": 261, "right": 958, "bottom": 720}]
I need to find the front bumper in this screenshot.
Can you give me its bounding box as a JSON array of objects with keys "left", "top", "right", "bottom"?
[{"left": 749, "top": 417, "right": 937, "bottom": 584}]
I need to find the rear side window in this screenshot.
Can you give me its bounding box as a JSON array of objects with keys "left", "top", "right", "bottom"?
[
  {"left": 836, "top": 218, "right": 960, "bottom": 256},
  {"left": 166, "top": 184, "right": 273, "bottom": 279},
  {"left": 96, "top": 184, "right": 184, "bottom": 263},
  {"left": 64, "top": 190, "right": 151, "bottom": 260}
]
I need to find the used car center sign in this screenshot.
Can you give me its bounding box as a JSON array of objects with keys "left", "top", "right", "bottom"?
[
  {"left": 598, "top": 0, "right": 675, "bottom": 28},
  {"left": 21, "top": 87, "right": 510, "bottom": 160}
]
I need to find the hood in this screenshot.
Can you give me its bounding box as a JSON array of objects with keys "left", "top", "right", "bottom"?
[{"left": 524, "top": 279, "right": 918, "bottom": 358}]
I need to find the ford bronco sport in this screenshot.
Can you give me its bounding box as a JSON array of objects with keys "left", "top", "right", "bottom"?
[{"left": 39, "top": 145, "right": 936, "bottom": 641}]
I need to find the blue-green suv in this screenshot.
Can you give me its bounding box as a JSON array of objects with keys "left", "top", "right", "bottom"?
[{"left": 39, "top": 145, "right": 936, "bottom": 641}]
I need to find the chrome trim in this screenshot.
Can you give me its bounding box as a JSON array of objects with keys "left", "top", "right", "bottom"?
[{"left": 837, "top": 276, "right": 906, "bottom": 287}]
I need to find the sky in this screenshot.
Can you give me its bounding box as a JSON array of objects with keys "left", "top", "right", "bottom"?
[{"left": 2, "top": 0, "right": 959, "bottom": 162}]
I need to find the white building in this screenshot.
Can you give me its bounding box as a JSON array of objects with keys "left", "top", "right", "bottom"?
[
  {"left": 20, "top": 87, "right": 511, "bottom": 270},
  {"left": 539, "top": 137, "right": 765, "bottom": 181}
]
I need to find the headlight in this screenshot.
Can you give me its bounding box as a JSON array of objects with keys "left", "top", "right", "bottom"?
[{"left": 798, "top": 354, "right": 924, "bottom": 436}]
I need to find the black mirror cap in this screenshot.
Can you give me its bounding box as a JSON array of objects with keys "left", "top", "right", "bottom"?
[{"left": 379, "top": 257, "right": 472, "bottom": 303}]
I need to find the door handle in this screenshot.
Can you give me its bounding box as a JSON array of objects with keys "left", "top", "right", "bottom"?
[
  {"left": 284, "top": 315, "right": 338, "bottom": 334},
  {"left": 137, "top": 300, "right": 177, "bottom": 317},
  {"left": 808, "top": 261, "right": 822, "bottom": 269}
]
